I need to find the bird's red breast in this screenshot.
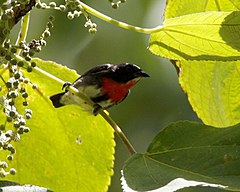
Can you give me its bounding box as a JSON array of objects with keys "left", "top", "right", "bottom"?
[{"left": 102, "top": 77, "right": 138, "bottom": 102}]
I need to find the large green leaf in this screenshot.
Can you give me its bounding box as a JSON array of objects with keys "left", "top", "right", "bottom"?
[
  {"left": 123, "top": 121, "right": 240, "bottom": 191},
  {"left": 149, "top": 11, "right": 240, "bottom": 61},
  {"left": 0, "top": 59, "right": 115, "bottom": 192},
  {"left": 178, "top": 60, "right": 240, "bottom": 127},
  {"left": 165, "top": 0, "right": 240, "bottom": 18}
]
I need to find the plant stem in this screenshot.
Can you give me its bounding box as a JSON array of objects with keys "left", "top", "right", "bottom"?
[
  {"left": 100, "top": 111, "right": 136, "bottom": 154},
  {"left": 79, "top": 2, "right": 163, "bottom": 34},
  {"left": 33, "top": 65, "right": 136, "bottom": 154},
  {"left": 15, "top": 12, "right": 30, "bottom": 55}
]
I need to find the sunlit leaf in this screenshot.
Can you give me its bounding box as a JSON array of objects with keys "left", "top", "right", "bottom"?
[
  {"left": 149, "top": 11, "right": 240, "bottom": 61},
  {"left": 0, "top": 59, "right": 115, "bottom": 192},
  {"left": 178, "top": 60, "right": 240, "bottom": 127},
  {"left": 165, "top": 0, "right": 240, "bottom": 18}
]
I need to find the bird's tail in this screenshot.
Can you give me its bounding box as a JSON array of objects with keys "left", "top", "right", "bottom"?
[{"left": 50, "top": 92, "right": 65, "bottom": 108}]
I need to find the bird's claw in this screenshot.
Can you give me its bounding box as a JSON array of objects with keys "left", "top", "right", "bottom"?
[
  {"left": 62, "top": 82, "right": 71, "bottom": 92},
  {"left": 93, "top": 104, "right": 102, "bottom": 116}
]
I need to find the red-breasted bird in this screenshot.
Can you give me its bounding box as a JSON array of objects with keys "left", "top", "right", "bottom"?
[{"left": 50, "top": 63, "right": 149, "bottom": 115}]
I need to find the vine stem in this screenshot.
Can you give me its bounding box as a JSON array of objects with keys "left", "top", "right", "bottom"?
[
  {"left": 79, "top": 2, "right": 163, "bottom": 34},
  {"left": 15, "top": 12, "right": 30, "bottom": 55}
]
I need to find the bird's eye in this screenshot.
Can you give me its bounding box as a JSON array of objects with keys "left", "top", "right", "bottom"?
[{"left": 125, "top": 65, "right": 132, "bottom": 72}]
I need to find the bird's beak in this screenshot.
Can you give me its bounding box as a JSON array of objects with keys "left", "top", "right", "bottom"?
[{"left": 139, "top": 70, "right": 150, "bottom": 78}]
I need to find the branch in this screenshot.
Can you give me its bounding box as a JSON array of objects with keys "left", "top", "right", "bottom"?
[{"left": 13, "top": 0, "right": 36, "bottom": 24}]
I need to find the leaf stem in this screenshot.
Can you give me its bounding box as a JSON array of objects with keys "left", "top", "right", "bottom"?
[
  {"left": 33, "top": 65, "right": 136, "bottom": 154},
  {"left": 79, "top": 2, "right": 163, "bottom": 34},
  {"left": 15, "top": 12, "right": 30, "bottom": 55}
]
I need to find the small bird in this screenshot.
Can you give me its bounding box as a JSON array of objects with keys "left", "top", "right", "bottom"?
[{"left": 50, "top": 63, "right": 149, "bottom": 115}]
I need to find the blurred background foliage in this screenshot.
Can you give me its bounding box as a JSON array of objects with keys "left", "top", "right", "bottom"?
[{"left": 11, "top": 0, "right": 199, "bottom": 191}]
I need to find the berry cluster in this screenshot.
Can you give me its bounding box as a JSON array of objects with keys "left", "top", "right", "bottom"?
[
  {"left": 0, "top": 41, "right": 35, "bottom": 177},
  {"left": 0, "top": 1, "right": 54, "bottom": 177},
  {"left": 35, "top": 0, "right": 97, "bottom": 33},
  {"left": 108, "top": 0, "right": 127, "bottom": 9}
]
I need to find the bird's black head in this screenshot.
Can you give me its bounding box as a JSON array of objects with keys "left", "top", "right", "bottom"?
[{"left": 107, "top": 63, "right": 149, "bottom": 83}]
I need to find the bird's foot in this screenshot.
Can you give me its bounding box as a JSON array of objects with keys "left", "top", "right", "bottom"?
[
  {"left": 62, "top": 82, "right": 71, "bottom": 92},
  {"left": 93, "top": 104, "right": 102, "bottom": 116}
]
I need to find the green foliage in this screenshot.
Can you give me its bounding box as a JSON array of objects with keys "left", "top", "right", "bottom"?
[
  {"left": 165, "top": 0, "right": 240, "bottom": 18},
  {"left": 123, "top": 121, "right": 240, "bottom": 191},
  {"left": 1, "top": 0, "right": 240, "bottom": 191},
  {"left": 149, "top": 11, "right": 240, "bottom": 60},
  {"left": 178, "top": 61, "right": 240, "bottom": 127},
  {"left": 0, "top": 59, "right": 115, "bottom": 192}
]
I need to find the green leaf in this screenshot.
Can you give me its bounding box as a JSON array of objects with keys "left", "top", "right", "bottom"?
[
  {"left": 0, "top": 58, "right": 115, "bottom": 192},
  {"left": 165, "top": 0, "right": 240, "bottom": 18},
  {"left": 149, "top": 11, "right": 240, "bottom": 61},
  {"left": 178, "top": 60, "right": 240, "bottom": 127},
  {"left": 177, "top": 186, "right": 229, "bottom": 192},
  {"left": 123, "top": 121, "right": 240, "bottom": 191}
]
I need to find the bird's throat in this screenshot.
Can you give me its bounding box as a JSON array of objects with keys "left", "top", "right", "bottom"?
[{"left": 102, "top": 77, "right": 138, "bottom": 102}]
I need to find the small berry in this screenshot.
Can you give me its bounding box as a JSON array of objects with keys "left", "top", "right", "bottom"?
[
  {"left": 59, "top": 5, "right": 66, "bottom": 11},
  {"left": 112, "top": 3, "right": 119, "bottom": 9},
  {"left": 31, "top": 62, "right": 36, "bottom": 67},
  {"left": 5, "top": 54, "right": 12, "bottom": 61},
  {"left": 9, "top": 110, "right": 17, "bottom": 118},
  {"left": 29, "top": 50, "right": 35, "bottom": 57},
  {"left": 14, "top": 72, "right": 21, "bottom": 79},
  {"left": 6, "top": 116, "right": 12, "bottom": 122},
  {"left": 25, "top": 113, "right": 32, "bottom": 119},
  {"left": 25, "top": 109, "right": 32, "bottom": 114},
  {"left": 14, "top": 121, "right": 20, "bottom": 128},
  {"left": 6, "top": 82, "right": 12, "bottom": 88},
  {"left": 8, "top": 100, "right": 14, "bottom": 106},
  {"left": 7, "top": 155, "right": 13, "bottom": 161},
  {"left": 9, "top": 91, "right": 18, "bottom": 98},
  {"left": 9, "top": 168, "right": 16, "bottom": 175},
  {"left": 32, "top": 84, "right": 38, "bottom": 89},
  {"left": 49, "top": 1, "right": 56, "bottom": 8},
  {"left": 10, "top": 59, "right": 17, "bottom": 65},
  {"left": 18, "top": 127, "right": 24, "bottom": 134},
  {"left": 0, "top": 125, "right": 5, "bottom": 130},
  {"left": 44, "top": 30, "right": 51, "bottom": 38},
  {"left": 5, "top": 130, "right": 12, "bottom": 137},
  {"left": 22, "top": 51, "right": 28, "bottom": 57},
  {"left": 27, "top": 66, "right": 33, "bottom": 72},
  {"left": 67, "top": 12, "right": 74, "bottom": 20},
  {"left": 10, "top": 47, "right": 17, "bottom": 53},
  {"left": 22, "top": 101, "right": 28, "bottom": 106},
  {"left": 24, "top": 127, "right": 30, "bottom": 133},
  {"left": 47, "top": 22, "right": 54, "bottom": 28},
  {"left": 89, "top": 28, "right": 97, "bottom": 34},
  {"left": 35, "top": 3, "right": 42, "bottom": 9},
  {"left": 0, "top": 161, "right": 8, "bottom": 169},
  {"left": 0, "top": 50, "right": 7, "bottom": 57},
  {"left": 4, "top": 42, "right": 10, "bottom": 49},
  {"left": 49, "top": 15, "right": 55, "bottom": 21},
  {"left": 19, "top": 119, "right": 26, "bottom": 126},
  {"left": 20, "top": 87, "right": 26, "bottom": 93},
  {"left": 17, "top": 61, "right": 24, "bottom": 67},
  {"left": 23, "top": 78, "right": 30, "bottom": 83},
  {"left": 25, "top": 56, "right": 32, "bottom": 61}
]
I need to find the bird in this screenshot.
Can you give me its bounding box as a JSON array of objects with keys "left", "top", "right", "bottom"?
[{"left": 50, "top": 63, "right": 149, "bottom": 115}]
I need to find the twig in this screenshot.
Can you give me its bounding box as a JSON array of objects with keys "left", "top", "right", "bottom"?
[{"left": 79, "top": 2, "right": 163, "bottom": 34}]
